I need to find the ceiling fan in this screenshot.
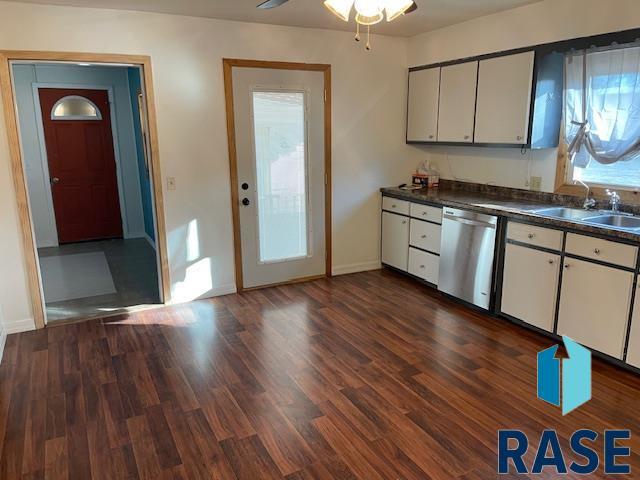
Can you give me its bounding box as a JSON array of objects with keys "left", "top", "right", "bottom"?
[
  {"left": 256, "top": 0, "right": 418, "bottom": 50},
  {"left": 257, "top": 0, "right": 418, "bottom": 16}
]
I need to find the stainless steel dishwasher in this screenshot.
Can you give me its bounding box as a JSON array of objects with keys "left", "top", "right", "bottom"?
[{"left": 438, "top": 208, "right": 498, "bottom": 310}]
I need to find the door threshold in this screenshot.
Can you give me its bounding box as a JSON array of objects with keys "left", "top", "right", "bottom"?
[
  {"left": 45, "top": 302, "right": 165, "bottom": 327},
  {"left": 241, "top": 273, "right": 328, "bottom": 292}
]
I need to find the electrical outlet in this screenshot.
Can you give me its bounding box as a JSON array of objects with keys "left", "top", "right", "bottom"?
[
  {"left": 167, "top": 177, "right": 176, "bottom": 191},
  {"left": 530, "top": 176, "right": 542, "bottom": 192}
]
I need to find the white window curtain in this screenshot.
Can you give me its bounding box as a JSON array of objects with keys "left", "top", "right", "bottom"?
[{"left": 565, "top": 44, "right": 640, "bottom": 168}]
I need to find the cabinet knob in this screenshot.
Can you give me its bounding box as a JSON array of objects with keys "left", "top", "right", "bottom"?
[
  {"left": 594, "top": 248, "right": 601, "bottom": 255},
  {"left": 402, "top": 220, "right": 407, "bottom": 224},
  {"left": 464, "top": 135, "right": 470, "bottom": 140},
  {"left": 420, "top": 265, "right": 425, "bottom": 269},
  {"left": 391, "top": 204, "right": 397, "bottom": 208},
  {"left": 527, "top": 233, "right": 535, "bottom": 239},
  {"left": 548, "top": 259, "right": 555, "bottom": 265},
  {"left": 422, "top": 212, "right": 428, "bottom": 216},
  {"left": 517, "top": 135, "right": 524, "bottom": 141},
  {"left": 564, "top": 264, "right": 571, "bottom": 269},
  {"left": 428, "top": 135, "right": 434, "bottom": 139},
  {"left": 421, "top": 234, "right": 427, "bottom": 239}
]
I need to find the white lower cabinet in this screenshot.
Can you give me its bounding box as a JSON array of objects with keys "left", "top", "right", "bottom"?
[
  {"left": 381, "top": 211, "right": 409, "bottom": 271},
  {"left": 408, "top": 247, "right": 439, "bottom": 285},
  {"left": 625, "top": 283, "right": 640, "bottom": 368},
  {"left": 501, "top": 244, "right": 560, "bottom": 332},
  {"left": 557, "top": 258, "right": 634, "bottom": 359}
]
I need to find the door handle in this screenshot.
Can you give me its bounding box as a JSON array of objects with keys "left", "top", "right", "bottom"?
[
  {"left": 241, "top": 198, "right": 250, "bottom": 206},
  {"left": 50, "top": 177, "right": 60, "bottom": 185}
]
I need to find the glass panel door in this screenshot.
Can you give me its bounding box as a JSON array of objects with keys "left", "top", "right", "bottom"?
[{"left": 252, "top": 91, "right": 309, "bottom": 263}]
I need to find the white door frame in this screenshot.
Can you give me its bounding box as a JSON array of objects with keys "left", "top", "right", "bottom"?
[{"left": 31, "top": 82, "right": 130, "bottom": 246}]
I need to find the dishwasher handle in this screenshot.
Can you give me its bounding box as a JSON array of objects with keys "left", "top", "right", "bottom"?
[{"left": 443, "top": 212, "right": 497, "bottom": 229}]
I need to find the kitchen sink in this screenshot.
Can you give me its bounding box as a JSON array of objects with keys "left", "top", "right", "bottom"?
[
  {"left": 583, "top": 214, "right": 640, "bottom": 230},
  {"left": 532, "top": 207, "right": 596, "bottom": 221}
]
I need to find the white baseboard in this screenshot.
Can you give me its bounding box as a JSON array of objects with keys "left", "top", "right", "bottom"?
[
  {"left": 169, "top": 283, "right": 237, "bottom": 305},
  {"left": 5, "top": 318, "right": 36, "bottom": 335},
  {"left": 143, "top": 233, "right": 156, "bottom": 250},
  {"left": 211, "top": 284, "right": 238, "bottom": 297},
  {"left": 332, "top": 260, "right": 382, "bottom": 276}
]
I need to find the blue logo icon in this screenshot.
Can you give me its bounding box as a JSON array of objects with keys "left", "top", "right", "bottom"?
[{"left": 537, "top": 336, "right": 591, "bottom": 415}]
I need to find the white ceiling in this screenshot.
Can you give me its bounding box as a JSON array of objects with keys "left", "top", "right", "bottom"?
[{"left": 10, "top": 0, "right": 543, "bottom": 37}]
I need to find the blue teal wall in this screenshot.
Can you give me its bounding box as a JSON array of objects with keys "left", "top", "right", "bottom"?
[{"left": 127, "top": 67, "right": 155, "bottom": 242}]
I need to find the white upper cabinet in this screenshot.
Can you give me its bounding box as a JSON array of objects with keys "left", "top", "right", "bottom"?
[
  {"left": 407, "top": 67, "right": 440, "bottom": 142},
  {"left": 474, "top": 51, "right": 535, "bottom": 144},
  {"left": 437, "top": 61, "right": 478, "bottom": 143}
]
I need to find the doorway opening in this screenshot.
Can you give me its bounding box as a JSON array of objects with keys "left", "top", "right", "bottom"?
[
  {"left": 2, "top": 54, "right": 169, "bottom": 326},
  {"left": 223, "top": 59, "right": 332, "bottom": 291}
]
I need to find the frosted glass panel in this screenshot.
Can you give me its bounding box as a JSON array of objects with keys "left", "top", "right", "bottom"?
[
  {"left": 52, "top": 96, "right": 101, "bottom": 120},
  {"left": 253, "top": 91, "right": 308, "bottom": 263}
]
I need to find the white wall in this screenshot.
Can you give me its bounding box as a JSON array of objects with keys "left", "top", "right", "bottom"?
[
  {"left": 406, "top": 0, "right": 640, "bottom": 192},
  {"left": 0, "top": 1, "right": 414, "bottom": 331},
  {"left": 13, "top": 63, "right": 145, "bottom": 247}
]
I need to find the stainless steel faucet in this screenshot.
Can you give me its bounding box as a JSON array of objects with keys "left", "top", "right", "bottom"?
[
  {"left": 575, "top": 180, "right": 596, "bottom": 210},
  {"left": 607, "top": 189, "right": 621, "bottom": 212}
]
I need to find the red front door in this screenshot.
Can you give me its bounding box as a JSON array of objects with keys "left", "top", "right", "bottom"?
[{"left": 39, "top": 88, "right": 123, "bottom": 244}]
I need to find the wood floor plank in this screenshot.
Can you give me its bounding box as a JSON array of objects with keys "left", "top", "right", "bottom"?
[{"left": 1, "top": 270, "right": 639, "bottom": 479}]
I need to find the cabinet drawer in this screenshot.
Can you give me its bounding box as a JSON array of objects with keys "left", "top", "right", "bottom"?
[
  {"left": 410, "top": 203, "right": 442, "bottom": 224},
  {"left": 408, "top": 248, "right": 439, "bottom": 285},
  {"left": 382, "top": 196, "right": 410, "bottom": 215},
  {"left": 565, "top": 233, "right": 638, "bottom": 268},
  {"left": 507, "top": 222, "right": 563, "bottom": 251},
  {"left": 410, "top": 219, "right": 442, "bottom": 254}
]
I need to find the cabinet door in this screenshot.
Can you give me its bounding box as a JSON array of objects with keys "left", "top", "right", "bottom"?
[
  {"left": 625, "top": 282, "right": 640, "bottom": 368},
  {"left": 437, "top": 61, "right": 478, "bottom": 143},
  {"left": 475, "top": 52, "right": 535, "bottom": 144},
  {"left": 557, "top": 258, "right": 634, "bottom": 359},
  {"left": 501, "top": 244, "right": 560, "bottom": 332},
  {"left": 382, "top": 211, "right": 409, "bottom": 271},
  {"left": 407, "top": 68, "right": 440, "bottom": 142}
]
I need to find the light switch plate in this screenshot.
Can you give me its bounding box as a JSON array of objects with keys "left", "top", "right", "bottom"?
[
  {"left": 167, "top": 177, "right": 176, "bottom": 190},
  {"left": 530, "top": 176, "right": 542, "bottom": 192}
]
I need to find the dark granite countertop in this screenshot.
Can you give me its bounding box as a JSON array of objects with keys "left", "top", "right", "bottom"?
[{"left": 381, "top": 186, "right": 640, "bottom": 244}]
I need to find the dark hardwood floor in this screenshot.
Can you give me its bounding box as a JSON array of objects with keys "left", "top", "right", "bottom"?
[{"left": 1, "top": 269, "right": 639, "bottom": 479}]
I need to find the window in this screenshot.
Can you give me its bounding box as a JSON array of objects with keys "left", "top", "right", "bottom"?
[
  {"left": 564, "top": 44, "right": 640, "bottom": 190},
  {"left": 51, "top": 95, "right": 102, "bottom": 120},
  {"left": 252, "top": 90, "right": 309, "bottom": 263}
]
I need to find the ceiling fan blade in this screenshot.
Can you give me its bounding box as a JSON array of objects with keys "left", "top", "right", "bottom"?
[
  {"left": 405, "top": 1, "right": 418, "bottom": 14},
  {"left": 257, "top": 0, "right": 289, "bottom": 9}
]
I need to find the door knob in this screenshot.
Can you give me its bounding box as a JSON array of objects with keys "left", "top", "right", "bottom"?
[
  {"left": 50, "top": 177, "right": 60, "bottom": 185},
  {"left": 241, "top": 198, "right": 250, "bottom": 206}
]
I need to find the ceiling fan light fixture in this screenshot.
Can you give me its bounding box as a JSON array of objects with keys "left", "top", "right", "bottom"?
[
  {"left": 354, "top": 12, "right": 384, "bottom": 26},
  {"left": 354, "top": 0, "right": 382, "bottom": 17},
  {"left": 384, "top": 0, "right": 414, "bottom": 21},
  {"left": 323, "top": 0, "right": 355, "bottom": 22}
]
